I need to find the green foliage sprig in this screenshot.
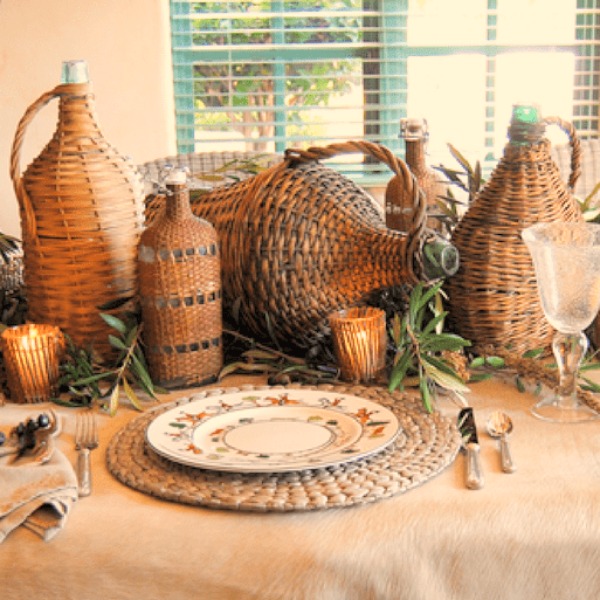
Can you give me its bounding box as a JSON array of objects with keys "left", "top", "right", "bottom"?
[
  {"left": 219, "top": 328, "right": 338, "bottom": 385},
  {"left": 577, "top": 182, "right": 600, "bottom": 222},
  {"left": 388, "top": 281, "right": 471, "bottom": 412},
  {"left": 433, "top": 144, "right": 485, "bottom": 236},
  {"left": 0, "top": 232, "right": 21, "bottom": 264},
  {"left": 56, "top": 313, "right": 162, "bottom": 415}
]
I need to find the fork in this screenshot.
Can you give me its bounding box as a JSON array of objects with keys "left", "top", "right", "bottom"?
[{"left": 75, "top": 411, "right": 98, "bottom": 497}]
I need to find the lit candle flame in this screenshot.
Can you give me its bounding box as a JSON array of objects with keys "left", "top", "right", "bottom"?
[{"left": 20, "top": 325, "right": 38, "bottom": 350}]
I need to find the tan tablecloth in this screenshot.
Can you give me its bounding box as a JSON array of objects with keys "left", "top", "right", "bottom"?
[{"left": 1, "top": 375, "right": 600, "bottom": 600}]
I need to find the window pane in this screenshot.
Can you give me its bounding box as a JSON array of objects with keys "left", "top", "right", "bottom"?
[
  {"left": 191, "top": 57, "right": 365, "bottom": 152},
  {"left": 407, "top": 55, "right": 487, "bottom": 166},
  {"left": 408, "top": 0, "right": 487, "bottom": 45},
  {"left": 175, "top": 0, "right": 369, "bottom": 154},
  {"left": 495, "top": 52, "right": 575, "bottom": 153},
  {"left": 171, "top": 0, "right": 599, "bottom": 181},
  {"left": 497, "top": 0, "right": 575, "bottom": 45}
]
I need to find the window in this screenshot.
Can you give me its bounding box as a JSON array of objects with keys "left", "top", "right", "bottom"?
[{"left": 170, "top": 0, "right": 600, "bottom": 180}]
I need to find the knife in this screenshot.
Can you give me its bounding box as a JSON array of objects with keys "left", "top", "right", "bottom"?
[{"left": 458, "top": 407, "right": 484, "bottom": 490}]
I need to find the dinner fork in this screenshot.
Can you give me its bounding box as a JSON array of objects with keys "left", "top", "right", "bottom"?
[{"left": 75, "top": 411, "right": 98, "bottom": 497}]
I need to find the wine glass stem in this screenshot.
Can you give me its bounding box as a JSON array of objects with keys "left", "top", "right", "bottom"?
[{"left": 552, "top": 331, "right": 588, "bottom": 408}]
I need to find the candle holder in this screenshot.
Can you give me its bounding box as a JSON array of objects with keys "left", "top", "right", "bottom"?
[
  {"left": 0, "top": 324, "right": 64, "bottom": 403},
  {"left": 329, "top": 307, "right": 387, "bottom": 383}
]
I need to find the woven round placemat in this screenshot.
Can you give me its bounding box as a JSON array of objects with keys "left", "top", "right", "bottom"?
[{"left": 106, "top": 384, "right": 461, "bottom": 512}]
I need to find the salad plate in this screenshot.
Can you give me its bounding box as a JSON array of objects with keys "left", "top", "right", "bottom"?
[{"left": 145, "top": 389, "right": 400, "bottom": 473}]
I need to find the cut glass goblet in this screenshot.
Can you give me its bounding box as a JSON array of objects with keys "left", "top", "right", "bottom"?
[{"left": 522, "top": 221, "right": 600, "bottom": 423}]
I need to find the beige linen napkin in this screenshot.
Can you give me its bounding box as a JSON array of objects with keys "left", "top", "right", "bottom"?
[{"left": 0, "top": 447, "right": 78, "bottom": 543}]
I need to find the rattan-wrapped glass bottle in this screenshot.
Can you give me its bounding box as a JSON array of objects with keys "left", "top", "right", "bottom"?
[
  {"left": 447, "top": 105, "right": 584, "bottom": 354},
  {"left": 390, "top": 118, "right": 446, "bottom": 234},
  {"left": 10, "top": 60, "right": 144, "bottom": 358},
  {"left": 138, "top": 169, "right": 223, "bottom": 388}
]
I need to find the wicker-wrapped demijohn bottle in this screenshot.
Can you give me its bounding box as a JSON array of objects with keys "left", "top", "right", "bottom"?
[
  {"left": 447, "top": 104, "right": 584, "bottom": 354},
  {"left": 138, "top": 169, "right": 223, "bottom": 388},
  {"left": 10, "top": 60, "right": 145, "bottom": 358}
]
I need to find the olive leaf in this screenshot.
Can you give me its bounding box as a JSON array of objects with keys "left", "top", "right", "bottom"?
[
  {"left": 432, "top": 145, "right": 486, "bottom": 236},
  {"left": 55, "top": 312, "right": 162, "bottom": 415},
  {"left": 0, "top": 232, "right": 21, "bottom": 264},
  {"left": 219, "top": 328, "right": 338, "bottom": 385},
  {"left": 388, "top": 281, "right": 471, "bottom": 413}
]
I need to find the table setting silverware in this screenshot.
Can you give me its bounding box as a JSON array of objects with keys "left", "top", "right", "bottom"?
[
  {"left": 458, "top": 407, "right": 484, "bottom": 490},
  {"left": 486, "top": 411, "right": 516, "bottom": 473},
  {"left": 0, "top": 410, "right": 59, "bottom": 465},
  {"left": 75, "top": 411, "right": 98, "bottom": 497}
]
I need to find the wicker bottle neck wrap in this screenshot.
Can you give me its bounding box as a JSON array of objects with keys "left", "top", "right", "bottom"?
[
  {"left": 447, "top": 115, "right": 583, "bottom": 355},
  {"left": 10, "top": 81, "right": 145, "bottom": 359},
  {"left": 164, "top": 186, "right": 192, "bottom": 220},
  {"left": 139, "top": 181, "right": 223, "bottom": 388}
]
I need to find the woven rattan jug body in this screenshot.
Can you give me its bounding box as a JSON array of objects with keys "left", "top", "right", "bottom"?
[
  {"left": 447, "top": 108, "right": 584, "bottom": 354},
  {"left": 139, "top": 175, "right": 223, "bottom": 388},
  {"left": 10, "top": 63, "right": 144, "bottom": 358},
  {"left": 146, "top": 141, "right": 428, "bottom": 349}
]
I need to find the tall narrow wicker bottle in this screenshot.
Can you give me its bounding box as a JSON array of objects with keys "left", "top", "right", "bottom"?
[
  {"left": 10, "top": 60, "right": 144, "bottom": 358},
  {"left": 138, "top": 169, "right": 223, "bottom": 388},
  {"left": 388, "top": 118, "right": 446, "bottom": 233},
  {"left": 447, "top": 105, "right": 583, "bottom": 354}
]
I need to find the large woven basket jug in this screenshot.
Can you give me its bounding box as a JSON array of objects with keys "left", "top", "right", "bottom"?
[
  {"left": 10, "top": 61, "right": 144, "bottom": 358},
  {"left": 447, "top": 107, "right": 584, "bottom": 355},
  {"left": 146, "top": 141, "right": 430, "bottom": 349}
]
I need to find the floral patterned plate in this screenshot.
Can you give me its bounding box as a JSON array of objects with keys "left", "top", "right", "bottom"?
[{"left": 145, "top": 389, "right": 400, "bottom": 473}]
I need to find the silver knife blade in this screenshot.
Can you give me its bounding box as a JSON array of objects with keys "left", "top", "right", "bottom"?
[{"left": 458, "top": 407, "right": 484, "bottom": 490}]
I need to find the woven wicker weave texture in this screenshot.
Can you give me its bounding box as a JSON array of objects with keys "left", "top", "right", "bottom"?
[
  {"left": 10, "top": 82, "right": 144, "bottom": 358},
  {"left": 106, "top": 384, "right": 462, "bottom": 512},
  {"left": 144, "top": 141, "right": 427, "bottom": 349},
  {"left": 447, "top": 117, "right": 583, "bottom": 355},
  {"left": 139, "top": 182, "right": 223, "bottom": 388}
]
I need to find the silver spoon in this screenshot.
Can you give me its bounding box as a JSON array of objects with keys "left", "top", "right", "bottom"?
[{"left": 486, "top": 411, "right": 516, "bottom": 473}]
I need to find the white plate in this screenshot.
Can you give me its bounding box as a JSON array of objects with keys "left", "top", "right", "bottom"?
[{"left": 145, "top": 389, "right": 400, "bottom": 473}]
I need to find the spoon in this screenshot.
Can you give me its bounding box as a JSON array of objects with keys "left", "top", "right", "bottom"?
[{"left": 486, "top": 411, "right": 516, "bottom": 473}]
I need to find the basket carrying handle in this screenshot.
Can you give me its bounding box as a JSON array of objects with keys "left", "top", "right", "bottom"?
[
  {"left": 9, "top": 85, "right": 65, "bottom": 241},
  {"left": 543, "top": 116, "right": 582, "bottom": 192},
  {"left": 283, "top": 140, "right": 427, "bottom": 242}
]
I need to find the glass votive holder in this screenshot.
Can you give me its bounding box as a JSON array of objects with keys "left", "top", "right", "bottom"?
[
  {"left": 0, "top": 324, "right": 64, "bottom": 403},
  {"left": 329, "top": 307, "right": 387, "bottom": 383}
]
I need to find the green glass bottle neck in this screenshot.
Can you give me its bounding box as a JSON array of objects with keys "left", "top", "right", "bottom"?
[
  {"left": 61, "top": 60, "right": 89, "bottom": 84},
  {"left": 508, "top": 104, "right": 545, "bottom": 146}
]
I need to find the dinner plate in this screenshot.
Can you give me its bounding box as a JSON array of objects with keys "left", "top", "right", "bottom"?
[{"left": 145, "top": 389, "right": 400, "bottom": 473}]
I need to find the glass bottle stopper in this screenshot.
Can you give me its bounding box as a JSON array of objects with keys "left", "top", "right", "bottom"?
[{"left": 60, "top": 60, "right": 89, "bottom": 84}]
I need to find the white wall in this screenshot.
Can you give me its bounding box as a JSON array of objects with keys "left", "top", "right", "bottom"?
[{"left": 0, "top": 0, "right": 177, "bottom": 237}]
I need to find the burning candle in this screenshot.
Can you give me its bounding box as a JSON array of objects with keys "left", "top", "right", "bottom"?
[
  {"left": 0, "top": 324, "right": 64, "bottom": 403},
  {"left": 329, "top": 307, "right": 386, "bottom": 383}
]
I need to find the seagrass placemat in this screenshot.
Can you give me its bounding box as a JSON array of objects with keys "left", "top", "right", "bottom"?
[{"left": 106, "top": 384, "right": 461, "bottom": 512}]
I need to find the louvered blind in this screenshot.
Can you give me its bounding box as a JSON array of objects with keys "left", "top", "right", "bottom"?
[{"left": 170, "top": 0, "right": 600, "bottom": 180}]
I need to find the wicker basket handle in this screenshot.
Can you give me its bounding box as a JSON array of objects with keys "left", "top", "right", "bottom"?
[
  {"left": 284, "top": 140, "right": 427, "bottom": 239},
  {"left": 542, "top": 116, "right": 582, "bottom": 192},
  {"left": 9, "top": 85, "right": 67, "bottom": 241}
]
